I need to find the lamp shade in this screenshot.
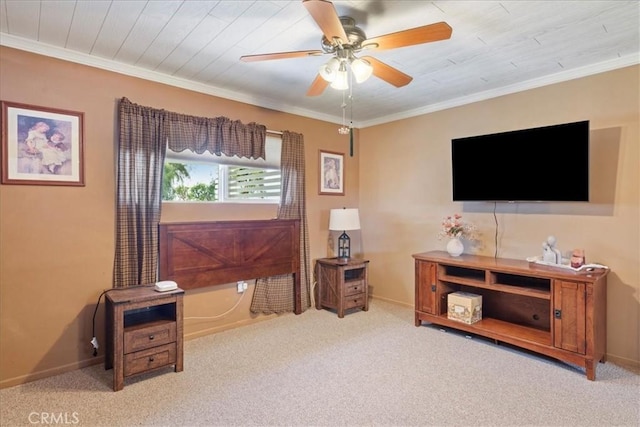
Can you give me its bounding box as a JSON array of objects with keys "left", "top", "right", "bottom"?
[
  {"left": 330, "top": 62, "right": 349, "bottom": 90},
  {"left": 329, "top": 208, "right": 361, "bottom": 231},
  {"left": 319, "top": 57, "right": 340, "bottom": 82},
  {"left": 351, "top": 57, "right": 373, "bottom": 83}
]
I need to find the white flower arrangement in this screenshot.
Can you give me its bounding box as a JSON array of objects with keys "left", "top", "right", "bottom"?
[{"left": 438, "top": 213, "right": 478, "bottom": 240}]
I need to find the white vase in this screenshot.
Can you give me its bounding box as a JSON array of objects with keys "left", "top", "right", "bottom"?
[{"left": 446, "top": 237, "right": 464, "bottom": 257}]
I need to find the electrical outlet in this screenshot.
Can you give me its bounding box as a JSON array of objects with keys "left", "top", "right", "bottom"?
[{"left": 236, "top": 281, "right": 248, "bottom": 293}]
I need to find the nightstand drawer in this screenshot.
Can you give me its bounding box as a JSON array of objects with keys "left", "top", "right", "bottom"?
[
  {"left": 345, "top": 280, "right": 366, "bottom": 296},
  {"left": 124, "top": 343, "right": 176, "bottom": 376},
  {"left": 344, "top": 294, "right": 366, "bottom": 309},
  {"left": 124, "top": 320, "right": 176, "bottom": 354}
]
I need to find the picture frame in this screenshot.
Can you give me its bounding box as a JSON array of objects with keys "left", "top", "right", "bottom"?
[
  {"left": 319, "top": 150, "right": 344, "bottom": 195},
  {"left": 1, "top": 101, "right": 85, "bottom": 186}
]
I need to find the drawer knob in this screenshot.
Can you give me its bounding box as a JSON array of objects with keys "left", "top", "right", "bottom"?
[
  {"left": 149, "top": 335, "right": 155, "bottom": 340},
  {"left": 149, "top": 357, "right": 155, "bottom": 363}
]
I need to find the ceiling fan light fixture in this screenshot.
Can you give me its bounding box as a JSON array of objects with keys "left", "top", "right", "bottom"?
[
  {"left": 351, "top": 57, "right": 373, "bottom": 83},
  {"left": 319, "top": 57, "right": 340, "bottom": 82},
  {"left": 330, "top": 62, "right": 349, "bottom": 90},
  {"left": 242, "top": 2, "right": 454, "bottom": 98}
]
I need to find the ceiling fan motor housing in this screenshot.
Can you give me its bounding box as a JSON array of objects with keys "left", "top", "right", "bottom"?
[{"left": 321, "top": 16, "right": 367, "bottom": 54}]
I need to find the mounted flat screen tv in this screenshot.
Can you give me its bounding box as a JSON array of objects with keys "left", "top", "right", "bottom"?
[{"left": 451, "top": 120, "right": 589, "bottom": 202}]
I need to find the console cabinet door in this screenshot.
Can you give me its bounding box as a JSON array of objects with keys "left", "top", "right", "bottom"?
[
  {"left": 415, "top": 261, "right": 437, "bottom": 314},
  {"left": 553, "top": 280, "right": 586, "bottom": 354}
]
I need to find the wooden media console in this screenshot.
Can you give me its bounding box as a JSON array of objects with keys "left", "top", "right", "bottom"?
[{"left": 413, "top": 251, "right": 608, "bottom": 380}]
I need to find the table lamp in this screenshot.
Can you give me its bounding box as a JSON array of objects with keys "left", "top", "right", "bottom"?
[{"left": 329, "top": 208, "right": 361, "bottom": 263}]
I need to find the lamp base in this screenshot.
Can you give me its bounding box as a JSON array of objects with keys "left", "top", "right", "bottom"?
[{"left": 336, "top": 257, "right": 350, "bottom": 264}]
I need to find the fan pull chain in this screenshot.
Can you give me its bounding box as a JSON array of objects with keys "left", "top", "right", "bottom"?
[
  {"left": 349, "top": 71, "right": 354, "bottom": 156},
  {"left": 338, "top": 89, "right": 349, "bottom": 135},
  {"left": 337, "top": 63, "right": 354, "bottom": 156}
]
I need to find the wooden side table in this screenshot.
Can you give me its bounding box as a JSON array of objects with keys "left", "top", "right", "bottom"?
[
  {"left": 105, "top": 286, "right": 184, "bottom": 391},
  {"left": 315, "top": 258, "right": 369, "bottom": 318}
]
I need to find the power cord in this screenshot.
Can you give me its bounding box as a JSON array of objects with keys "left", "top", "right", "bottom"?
[
  {"left": 493, "top": 202, "right": 499, "bottom": 259},
  {"left": 90, "top": 290, "right": 111, "bottom": 356},
  {"left": 90, "top": 284, "right": 153, "bottom": 357},
  {"left": 183, "top": 280, "right": 256, "bottom": 321}
]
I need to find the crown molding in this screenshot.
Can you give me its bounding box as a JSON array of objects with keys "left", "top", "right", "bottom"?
[
  {"left": 0, "top": 34, "right": 344, "bottom": 126},
  {"left": 2, "top": 34, "right": 637, "bottom": 129},
  {"left": 359, "top": 54, "right": 639, "bottom": 128}
]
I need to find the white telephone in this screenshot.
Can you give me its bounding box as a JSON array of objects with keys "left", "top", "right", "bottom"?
[{"left": 154, "top": 280, "right": 178, "bottom": 292}]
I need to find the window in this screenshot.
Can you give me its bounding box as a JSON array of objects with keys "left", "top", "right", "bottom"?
[{"left": 162, "top": 135, "right": 281, "bottom": 203}]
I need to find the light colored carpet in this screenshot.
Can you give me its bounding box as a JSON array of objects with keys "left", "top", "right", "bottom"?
[{"left": 1, "top": 299, "right": 638, "bottom": 426}]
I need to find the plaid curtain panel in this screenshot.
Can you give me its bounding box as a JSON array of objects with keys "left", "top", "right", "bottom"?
[{"left": 251, "top": 131, "right": 311, "bottom": 314}]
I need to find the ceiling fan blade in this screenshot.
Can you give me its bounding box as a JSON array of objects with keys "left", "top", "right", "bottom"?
[
  {"left": 302, "top": 0, "right": 348, "bottom": 44},
  {"left": 364, "top": 22, "right": 452, "bottom": 51},
  {"left": 362, "top": 56, "right": 413, "bottom": 87},
  {"left": 306, "top": 74, "right": 329, "bottom": 96},
  {"left": 240, "top": 50, "right": 323, "bottom": 62}
]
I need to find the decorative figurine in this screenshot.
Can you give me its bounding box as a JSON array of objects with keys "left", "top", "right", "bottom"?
[{"left": 542, "top": 236, "right": 562, "bottom": 264}]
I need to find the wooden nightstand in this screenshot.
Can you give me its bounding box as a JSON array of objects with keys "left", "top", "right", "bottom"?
[
  {"left": 315, "top": 258, "right": 369, "bottom": 318},
  {"left": 105, "top": 286, "right": 184, "bottom": 391}
]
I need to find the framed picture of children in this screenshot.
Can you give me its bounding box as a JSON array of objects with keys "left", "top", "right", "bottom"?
[
  {"left": 1, "top": 101, "right": 85, "bottom": 186},
  {"left": 319, "top": 150, "right": 344, "bottom": 195}
]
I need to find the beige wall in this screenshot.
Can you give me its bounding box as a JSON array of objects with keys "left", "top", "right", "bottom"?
[
  {"left": 359, "top": 65, "right": 640, "bottom": 367},
  {"left": 0, "top": 47, "right": 360, "bottom": 387},
  {"left": 1, "top": 46, "right": 638, "bottom": 387}
]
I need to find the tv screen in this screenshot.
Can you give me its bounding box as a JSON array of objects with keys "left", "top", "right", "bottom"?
[{"left": 451, "top": 120, "right": 589, "bottom": 202}]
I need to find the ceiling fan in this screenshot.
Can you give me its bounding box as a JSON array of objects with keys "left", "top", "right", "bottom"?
[{"left": 240, "top": 0, "right": 452, "bottom": 96}]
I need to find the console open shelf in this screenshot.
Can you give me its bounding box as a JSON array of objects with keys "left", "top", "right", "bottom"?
[
  {"left": 439, "top": 264, "right": 551, "bottom": 300},
  {"left": 430, "top": 315, "right": 551, "bottom": 346},
  {"left": 413, "top": 251, "right": 608, "bottom": 380}
]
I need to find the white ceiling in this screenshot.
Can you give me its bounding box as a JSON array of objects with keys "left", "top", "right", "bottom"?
[{"left": 1, "top": 1, "right": 638, "bottom": 127}]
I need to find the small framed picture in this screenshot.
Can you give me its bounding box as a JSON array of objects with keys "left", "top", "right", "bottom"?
[
  {"left": 319, "top": 150, "right": 344, "bottom": 195},
  {"left": 1, "top": 101, "right": 85, "bottom": 186}
]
